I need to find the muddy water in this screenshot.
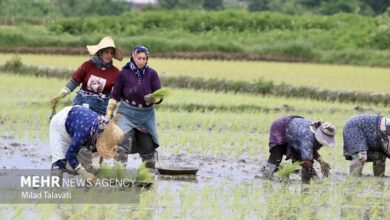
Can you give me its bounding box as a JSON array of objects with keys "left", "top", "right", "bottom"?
[
  {"left": 3, "top": 135, "right": 390, "bottom": 219},
  {"left": 0, "top": 135, "right": 269, "bottom": 217},
  {"left": 2, "top": 134, "right": 390, "bottom": 188},
  {"left": 0, "top": 135, "right": 264, "bottom": 179},
  {"left": 0, "top": 136, "right": 51, "bottom": 169}
]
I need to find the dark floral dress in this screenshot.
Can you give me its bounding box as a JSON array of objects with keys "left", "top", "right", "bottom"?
[{"left": 343, "top": 115, "right": 383, "bottom": 158}]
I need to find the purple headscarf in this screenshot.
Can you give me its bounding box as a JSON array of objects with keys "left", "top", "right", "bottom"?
[{"left": 123, "top": 46, "right": 150, "bottom": 78}]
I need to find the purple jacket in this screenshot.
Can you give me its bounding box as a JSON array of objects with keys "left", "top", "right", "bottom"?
[
  {"left": 110, "top": 67, "right": 161, "bottom": 108},
  {"left": 269, "top": 115, "right": 303, "bottom": 160},
  {"left": 269, "top": 116, "right": 302, "bottom": 147}
]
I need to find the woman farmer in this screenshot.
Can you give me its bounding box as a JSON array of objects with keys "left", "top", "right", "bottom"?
[
  {"left": 105, "top": 46, "right": 162, "bottom": 170},
  {"left": 50, "top": 36, "right": 124, "bottom": 115},
  {"left": 50, "top": 106, "right": 124, "bottom": 185},
  {"left": 343, "top": 115, "right": 390, "bottom": 177},
  {"left": 262, "top": 115, "right": 336, "bottom": 183}
]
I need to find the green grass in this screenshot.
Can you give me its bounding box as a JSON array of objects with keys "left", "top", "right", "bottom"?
[{"left": 1, "top": 53, "right": 390, "bottom": 94}]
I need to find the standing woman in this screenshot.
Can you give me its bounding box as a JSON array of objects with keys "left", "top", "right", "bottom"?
[
  {"left": 50, "top": 36, "right": 124, "bottom": 115},
  {"left": 105, "top": 46, "right": 162, "bottom": 169}
]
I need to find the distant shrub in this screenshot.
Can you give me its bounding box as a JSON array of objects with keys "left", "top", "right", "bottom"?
[
  {"left": 369, "top": 25, "right": 390, "bottom": 49},
  {"left": 3, "top": 56, "right": 23, "bottom": 72}
]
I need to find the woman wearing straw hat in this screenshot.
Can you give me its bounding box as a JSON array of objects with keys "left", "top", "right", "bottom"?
[
  {"left": 50, "top": 105, "right": 123, "bottom": 185},
  {"left": 50, "top": 36, "right": 124, "bottom": 115},
  {"left": 262, "top": 115, "right": 336, "bottom": 183},
  {"left": 105, "top": 46, "right": 162, "bottom": 170},
  {"left": 344, "top": 114, "right": 390, "bottom": 177}
]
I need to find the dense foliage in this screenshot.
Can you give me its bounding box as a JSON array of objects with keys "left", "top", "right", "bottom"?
[
  {"left": 0, "top": 0, "right": 389, "bottom": 16},
  {"left": 1, "top": 10, "right": 390, "bottom": 66}
]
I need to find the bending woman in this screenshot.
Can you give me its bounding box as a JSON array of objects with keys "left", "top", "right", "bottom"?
[
  {"left": 263, "top": 115, "right": 336, "bottom": 183},
  {"left": 344, "top": 114, "right": 390, "bottom": 177}
]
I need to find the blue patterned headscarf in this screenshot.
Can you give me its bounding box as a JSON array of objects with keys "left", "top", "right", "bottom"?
[{"left": 123, "top": 46, "right": 149, "bottom": 78}]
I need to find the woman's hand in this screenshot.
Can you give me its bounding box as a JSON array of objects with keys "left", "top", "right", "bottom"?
[
  {"left": 144, "top": 94, "right": 155, "bottom": 105},
  {"left": 50, "top": 88, "right": 70, "bottom": 108}
]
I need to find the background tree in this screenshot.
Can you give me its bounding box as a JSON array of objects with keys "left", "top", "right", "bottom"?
[
  {"left": 0, "top": 0, "right": 131, "bottom": 17},
  {"left": 247, "top": 0, "right": 269, "bottom": 12},
  {"left": 362, "top": 0, "right": 390, "bottom": 15},
  {"left": 159, "top": 0, "right": 203, "bottom": 9},
  {"left": 203, "top": 0, "right": 224, "bottom": 11}
]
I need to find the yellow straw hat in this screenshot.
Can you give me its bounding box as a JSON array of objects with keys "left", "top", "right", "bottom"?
[
  {"left": 96, "top": 115, "right": 124, "bottom": 159},
  {"left": 86, "top": 36, "right": 124, "bottom": 61}
]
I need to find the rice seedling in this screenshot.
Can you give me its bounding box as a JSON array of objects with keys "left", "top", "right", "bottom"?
[
  {"left": 96, "top": 163, "right": 128, "bottom": 179},
  {"left": 136, "top": 163, "right": 153, "bottom": 183},
  {"left": 275, "top": 162, "right": 301, "bottom": 180},
  {"left": 96, "top": 162, "right": 153, "bottom": 184},
  {"left": 151, "top": 87, "right": 170, "bottom": 99}
]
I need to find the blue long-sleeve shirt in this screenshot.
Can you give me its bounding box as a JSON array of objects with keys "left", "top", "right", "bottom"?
[
  {"left": 64, "top": 106, "right": 99, "bottom": 169},
  {"left": 286, "top": 118, "right": 322, "bottom": 161}
]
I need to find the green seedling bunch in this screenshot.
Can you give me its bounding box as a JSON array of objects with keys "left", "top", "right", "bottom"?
[
  {"left": 151, "top": 87, "right": 170, "bottom": 99},
  {"left": 276, "top": 162, "right": 301, "bottom": 179}
]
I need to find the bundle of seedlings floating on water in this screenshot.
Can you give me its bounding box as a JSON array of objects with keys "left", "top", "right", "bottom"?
[
  {"left": 150, "top": 87, "right": 170, "bottom": 99},
  {"left": 136, "top": 162, "right": 153, "bottom": 183},
  {"left": 96, "top": 163, "right": 128, "bottom": 179},
  {"left": 276, "top": 162, "right": 301, "bottom": 181},
  {"left": 96, "top": 162, "right": 153, "bottom": 184}
]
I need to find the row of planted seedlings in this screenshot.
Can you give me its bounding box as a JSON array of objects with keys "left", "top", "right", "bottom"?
[
  {"left": 2, "top": 68, "right": 390, "bottom": 219},
  {"left": 0, "top": 72, "right": 382, "bottom": 173},
  {"left": 5, "top": 176, "right": 390, "bottom": 219}
]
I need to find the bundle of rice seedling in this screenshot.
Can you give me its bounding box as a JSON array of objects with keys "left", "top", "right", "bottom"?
[
  {"left": 96, "top": 163, "right": 128, "bottom": 179},
  {"left": 137, "top": 163, "right": 153, "bottom": 183},
  {"left": 150, "top": 87, "right": 170, "bottom": 99},
  {"left": 276, "top": 162, "right": 301, "bottom": 179}
]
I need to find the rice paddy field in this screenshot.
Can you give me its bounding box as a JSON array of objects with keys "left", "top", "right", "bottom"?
[
  {"left": 1, "top": 54, "right": 390, "bottom": 219},
  {"left": 1, "top": 53, "right": 390, "bottom": 93}
]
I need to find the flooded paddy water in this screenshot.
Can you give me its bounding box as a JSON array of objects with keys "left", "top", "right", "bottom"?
[{"left": 2, "top": 135, "right": 390, "bottom": 219}]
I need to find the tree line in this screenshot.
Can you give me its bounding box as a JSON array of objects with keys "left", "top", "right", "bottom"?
[{"left": 0, "top": 0, "right": 389, "bottom": 17}]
